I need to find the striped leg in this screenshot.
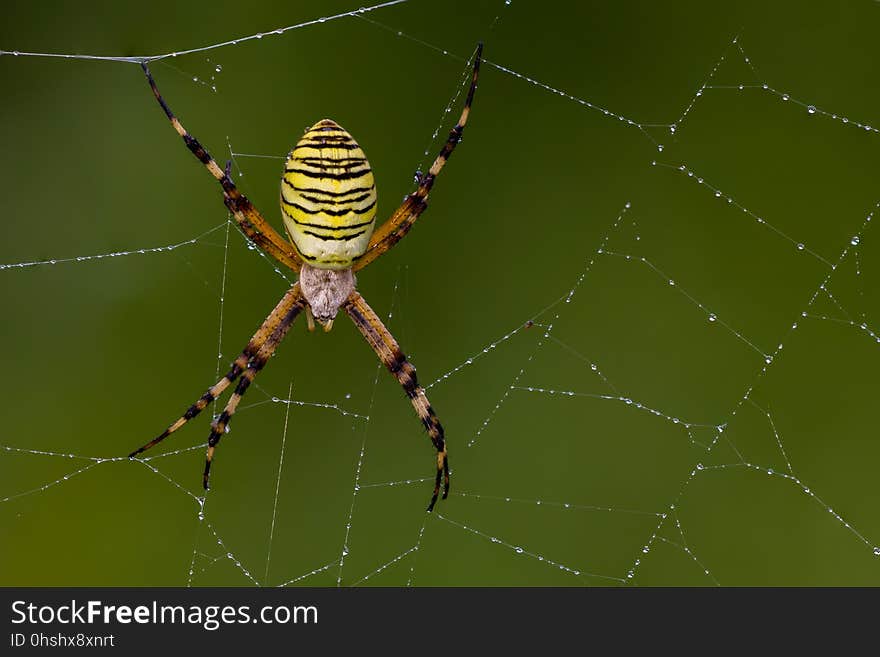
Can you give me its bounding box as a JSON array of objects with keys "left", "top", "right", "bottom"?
[
  {"left": 203, "top": 292, "right": 306, "bottom": 489},
  {"left": 128, "top": 284, "right": 303, "bottom": 459},
  {"left": 141, "top": 63, "right": 303, "bottom": 273},
  {"left": 353, "top": 43, "right": 482, "bottom": 272},
  {"left": 343, "top": 291, "right": 449, "bottom": 511}
]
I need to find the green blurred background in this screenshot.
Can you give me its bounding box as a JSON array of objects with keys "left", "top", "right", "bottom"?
[{"left": 1, "top": 0, "right": 878, "bottom": 586}]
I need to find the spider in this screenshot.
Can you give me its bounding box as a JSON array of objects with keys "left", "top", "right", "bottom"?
[{"left": 128, "top": 44, "right": 482, "bottom": 512}]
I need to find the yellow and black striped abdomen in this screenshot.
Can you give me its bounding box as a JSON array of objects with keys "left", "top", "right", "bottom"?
[{"left": 281, "top": 119, "right": 377, "bottom": 269}]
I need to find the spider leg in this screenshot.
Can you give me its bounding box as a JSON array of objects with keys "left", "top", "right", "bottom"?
[
  {"left": 203, "top": 291, "right": 306, "bottom": 489},
  {"left": 343, "top": 291, "right": 449, "bottom": 511},
  {"left": 141, "top": 63, "right": 303, "bottom": 273},
  {"left": 353, "top": 43, "right": 482, "bottom": 272},
  {"left": 128, "top": 283, "right": 303, "bottom": 459}
]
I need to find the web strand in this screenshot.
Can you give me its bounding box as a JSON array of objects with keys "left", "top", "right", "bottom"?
[{"left": 0, "top": 1, "right": 411, "bottom": 63}]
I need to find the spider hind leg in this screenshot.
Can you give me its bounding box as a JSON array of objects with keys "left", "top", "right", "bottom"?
[
  {"left": 140, "top": 62, "right": 303, "bottom": 273},
  {"left": 354, "top": 42, "right": 482, "bottom": 272}
]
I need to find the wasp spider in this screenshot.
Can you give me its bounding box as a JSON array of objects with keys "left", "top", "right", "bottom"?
[{"left": 128, "top": 45, "right": 482, "bottom": 511}]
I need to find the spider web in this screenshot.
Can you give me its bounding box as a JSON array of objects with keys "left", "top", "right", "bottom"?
[{"left": 1, "top": 0, "right": 879, "bottom": 587}]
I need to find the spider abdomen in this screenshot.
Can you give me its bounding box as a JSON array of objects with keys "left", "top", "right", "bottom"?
[{"left": 281, "top": 119, "right": 377, "bottom": 270}]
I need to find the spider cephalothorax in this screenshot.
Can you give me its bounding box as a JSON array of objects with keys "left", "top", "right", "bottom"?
[
  {"left": 297, "top": 264, "right": 355, "bottom": 330},
  {"left": 129, "top": 44, "right": 482, "bottom": 512}
]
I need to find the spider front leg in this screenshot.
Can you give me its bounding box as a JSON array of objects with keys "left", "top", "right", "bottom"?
[
  {"left": 344, "top": 291, "right": 449, "bottom": 511},
  {"left": 128, "top": 283, "right": 304, "bottom": 482},
  {"left": 201, "top": 292, "right": 306, "bottom": 489}
]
